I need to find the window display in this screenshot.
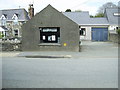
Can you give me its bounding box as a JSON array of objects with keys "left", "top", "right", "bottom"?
[{"left": 40, "top": 27, "right": 60, "bottom": 43}]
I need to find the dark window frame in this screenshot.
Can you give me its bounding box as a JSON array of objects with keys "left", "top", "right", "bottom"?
[
  {"left": 39, "top": 27, "right": 60, "bottom": 44},
  {"left": 80, "top": 28, "right": 86, "bottom": 36},
  {"left": 14, "top": 29, "right": 18, "bottom": 37}
]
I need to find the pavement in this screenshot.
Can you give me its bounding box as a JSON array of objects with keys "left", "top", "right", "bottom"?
[
  {"left": 1, "top": 41, "right": 118, "bottom": 88},
  {"left": 1, "top": 41, "right": 118, "bottom": 58}
]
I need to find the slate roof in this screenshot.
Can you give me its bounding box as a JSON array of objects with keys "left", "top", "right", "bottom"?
[
  {"left": 89, "top": 18, "right": 109, "bottom": 25},
  {"left": 105, "top": 8, "right": 119, "bottom": 25},
  {"left": 63, "top": 12, "right": 109, "bottom": 26},
  {"left": 63, "top": 12, "right": 91, "bottom": 25},
  {"left": 0, "top": 9, "right": 29, "bottom": 21}
]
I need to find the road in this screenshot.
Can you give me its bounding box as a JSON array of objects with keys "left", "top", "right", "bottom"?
[{"left": 2, "top": 41, "right": 118, "bottom": 88}]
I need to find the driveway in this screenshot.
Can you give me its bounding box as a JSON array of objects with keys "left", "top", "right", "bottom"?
[{"left": 2, "top": 41, "right": 118, "bottom": 88}]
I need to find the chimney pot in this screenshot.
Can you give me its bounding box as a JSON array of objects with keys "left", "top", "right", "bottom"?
[{"left": 28, "top": 4, "right": 34, "bottom": 19}]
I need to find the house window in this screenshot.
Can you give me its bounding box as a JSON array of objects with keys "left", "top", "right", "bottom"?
[
  {"left": 80, "top": 28, "right": 86, "bottom": 36},
  {"left": 12, "top": 14, "right": 19, "bottom": 25},
  {"left": 0, "top": 20, "right": 6, "bottom": 26},
  {"left": 113, "top": 13, "right": 120, "bottom": 16},
  {"left": 40, "top": 27, "right": 60, "bottom": 43},
  {"left": 14, "top": 29, "right": 18, "bottom": 37},
  {"left": 0, "top": 15, "right": 7, "bottom": 26}
]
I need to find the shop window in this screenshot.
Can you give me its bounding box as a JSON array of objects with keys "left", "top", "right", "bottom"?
[
  {"left": 40, "top": 27, "right": 60, "bottom": 43},
  {"left": 80, "top": 28, "right": 86, "bottom": 36},
  {"left": 14, "top": 29, "right": 18, "bottom": 37}
]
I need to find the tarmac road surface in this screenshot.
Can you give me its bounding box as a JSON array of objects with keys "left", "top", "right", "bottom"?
[{"left": 2, "top": 41, "right": 118, "bottom": 88}]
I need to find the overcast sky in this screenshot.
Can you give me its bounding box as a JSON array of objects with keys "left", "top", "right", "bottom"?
[{"left": 0, "top": 0, "right": 119, "bottom": 15}]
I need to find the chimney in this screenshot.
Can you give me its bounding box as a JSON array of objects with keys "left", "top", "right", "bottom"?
[{"left": 28, "top": 4, "right": 34, "bottom": 19}]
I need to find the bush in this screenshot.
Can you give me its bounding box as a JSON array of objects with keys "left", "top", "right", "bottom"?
[
  {"left": 116, "top": 29, "right": 120, "bottom": 35},
  {"left": 0, "top": 32, "right": 3, "bottom": 39}
]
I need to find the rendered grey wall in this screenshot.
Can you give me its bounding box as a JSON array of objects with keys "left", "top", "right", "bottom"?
[{"left": 22, "top": 5, "right": 79, "bottom": 51}]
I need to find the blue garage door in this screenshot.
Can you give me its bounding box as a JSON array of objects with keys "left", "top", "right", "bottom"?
[{"left": 92, "top": 27, "right": 108, "bottom": 41}]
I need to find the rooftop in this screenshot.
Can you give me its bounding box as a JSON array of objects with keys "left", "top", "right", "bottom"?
[
  {"left": 105, "top": 8, "right": 119, "bottom": 25},
  {"left": 63, "top": 12, "right": 109, "bottom": 25},
  {"left": 63, "top": 11, "right": 91, "bottom": 25},
  {"left": 0, "top": 8, "right": 29, "bottom": 21}
]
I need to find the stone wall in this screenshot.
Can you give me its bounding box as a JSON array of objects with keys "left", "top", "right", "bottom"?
[
  {"left": 109, "top": 33, "right": 120, "bottom": 44},
  {"left": 1, "top": 39, "right": 22, "bottom": 51},
  {"left": 2, "top": 43, "right": 22, "bottom": 51}
]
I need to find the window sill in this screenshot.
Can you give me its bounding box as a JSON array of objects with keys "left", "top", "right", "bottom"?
[
  {"left": 80, "top": 35, "right": 86, "bottom": 36},
  {"left": 38, "top": 43, "right": 61, "bottom": 46}
]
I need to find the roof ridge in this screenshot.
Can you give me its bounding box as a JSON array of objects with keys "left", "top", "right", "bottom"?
[
  {"left": 63, "top": 11, "right": 89, "bottom": 13},
  {"left": 90, "top": 17, "right": 106, "bottom": 18},
  {"left": 0, "top": 8, "right": 25, "bottom": 11}
]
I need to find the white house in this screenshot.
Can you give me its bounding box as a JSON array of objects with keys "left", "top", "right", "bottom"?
[
  {"left": 0, "top": 26, "right": 8, "bottom": 38},
  {"left": 105, "top": 8, "right": 120, "bottom": 34},
  {"left": 63, "top": 12, "right": 109, "bottom": 41},
  {"left": 0, "top": 8, "right": 29, "bottom": 38}
]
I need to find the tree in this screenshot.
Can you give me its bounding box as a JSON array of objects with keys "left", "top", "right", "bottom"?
[
  {"left": 94, "top": 2, "right": 117, "bottom": 17},
  {"left": 90, "top": 15, "right": 94, "bottom": 18},
  {"left": 95, "top": 13, "right": 104, "bottom": 17},
  {"left": 75, "top": 10, "right": 82, "bottom": 12},
  {"left": 65, "top": 9, "right": 71, "bottom": 12},
  {"left": 98, "top": 2, "right": 117, "bottom": 14}
]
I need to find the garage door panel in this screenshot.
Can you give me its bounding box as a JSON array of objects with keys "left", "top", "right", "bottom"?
[
  {"left": 103, "top": 30, "right": 108, "bottom": 41},
  {"left": 92, "top": 30, "right": 97, "bottom": 41},
  {"left": 92, "top": 27, "right": 108, "bottom": 41}
]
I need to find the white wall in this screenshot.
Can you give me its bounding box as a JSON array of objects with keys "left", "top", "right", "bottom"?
[
  {"left": 80, "top": 26, "right": 91, "bottom": 41},
  {"left": 80, "top": 25, "right": 109, "bottom": 41},
  {"left": 109, "top": 25, "right": 118, "bottom": 30},
  {"left": 108, "top": 25, "right": 118, "bottom": 34}
]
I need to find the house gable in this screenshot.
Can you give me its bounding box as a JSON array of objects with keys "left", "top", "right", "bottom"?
[
  {"left": 27, "top": 4, "right": 78, "bottom": 27},
  {"left": 105, "top": 8, "right": 119, "bottom": 25},
  {"left": 22, "top": 4, "right": 79, "bottom": 51},
  {"left": 12, "top": 13, "right": 19, "bottom": 20},
  {"left": 0, "top": 14, "right": 7, "bottom": 20}
]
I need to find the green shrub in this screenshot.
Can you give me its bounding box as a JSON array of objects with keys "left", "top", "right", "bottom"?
[
  {"left": 0, "top": 32, "right": 2, "bottom": 39},
  {"left": 0, "top": 32, "right": 4, "bottom": 39},
  {"left": 116, "top": 29, "right": 120, "bottom": 35}
]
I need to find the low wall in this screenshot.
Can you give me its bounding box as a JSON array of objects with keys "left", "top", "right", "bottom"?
[
  {"left": 0, "top": 39, "right": 22, "bottom": 51},
  {"left": 2, "top": 43, "right": 22, "bottom": 51},
  {"left": 109, "top": 33, "right": 120, "bottom": 44}
]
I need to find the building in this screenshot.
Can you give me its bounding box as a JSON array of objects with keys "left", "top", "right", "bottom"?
[
  {"left": 0, "top": 26, "right": 8, "bottom": 38},
  {"left": 105, "top": 8, "right": 120, "bottom": 33},
  {"left": 0, "top": 8, "right": 29, "bottom": 38},
  {"left": 22, "top": 5, "right": 80, "bottom": 51},
  {"left": 63, "top": 7, "right": 120, "bottom": 41},
  {"left": 63, "top": 12, "right": 109, "bottom": 41},
  {"left": 89, "top": 18, "right": 109, "bottom": 41}
]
